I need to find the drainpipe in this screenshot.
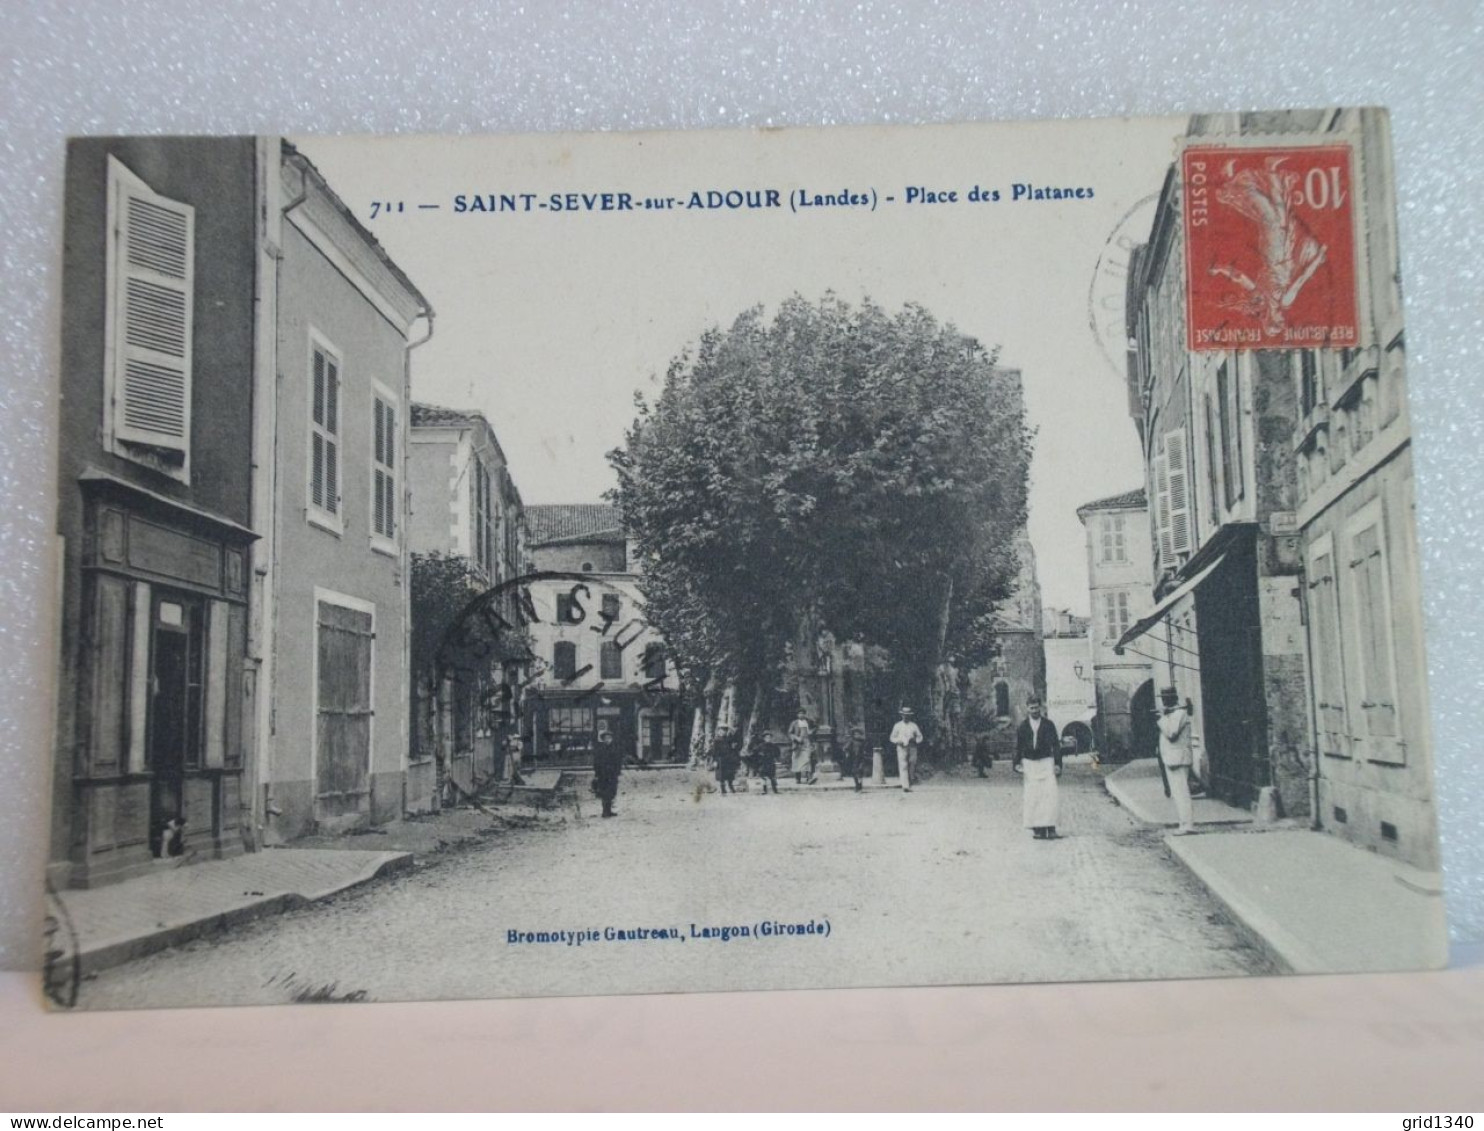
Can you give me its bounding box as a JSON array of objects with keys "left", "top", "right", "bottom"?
[
  {"left": 255, "top": 150, "right": 310, "bottom": 846},
  {"left": 403, "top": 310, "right": 435, "bottom": 813}
]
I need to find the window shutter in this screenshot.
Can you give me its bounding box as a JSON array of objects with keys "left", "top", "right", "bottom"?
[
  {"left": 1165, "top": 428, "right": 1193, "bottom": 555},
  {"left": 113, "top": 177, "right": 194, "bottom": 452},
  {"left": 1155, "top": 440, "right": 1174, "bottom": 566}
]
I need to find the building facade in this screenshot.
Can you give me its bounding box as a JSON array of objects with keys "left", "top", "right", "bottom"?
[
  {"left": 260, "top": 147, "right": 432, "bottom": 841},
  {"left": 52, "top": 138, "right": 261, "bottom": 887},
  {"left": 406, "top": 403, "right": 530, "bottom": 802},
  {"left": 1118, "top": 110, "right": 1433, "bottom": 862},
  {"left": 967, "top": 530, "right": 1048, "bottom": 758},
  {"left": 1042, "top": 608, "right": 1096, "bottom": 752},
  {"left": 1282, "top": 110, "right": 1436, "bottom": 869},
  {"left": 521, "top": 506, "right": 684, "bottom": 766},
  {"left": 1077, "top": 488, "right": 1157, "bottom": 763}
]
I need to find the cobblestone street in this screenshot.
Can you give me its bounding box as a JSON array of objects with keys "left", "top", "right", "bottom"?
[{"left": 79, "top": 763, "right": 1272, "bottom": 1009}]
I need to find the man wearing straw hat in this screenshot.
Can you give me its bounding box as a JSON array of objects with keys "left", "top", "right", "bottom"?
[
  {"left": 1157, "top": 686, "right": 1197, "bottom": 835},
  {"left": 1013, "top": 696, "right": 1062, "bottom": 839}
]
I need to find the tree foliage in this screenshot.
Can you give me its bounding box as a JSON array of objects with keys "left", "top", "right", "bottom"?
[{"left": 608, "top": 295, "right": 1032, "bottom": 734}]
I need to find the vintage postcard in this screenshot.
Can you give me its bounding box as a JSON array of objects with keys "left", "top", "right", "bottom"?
[{"left": 43, "top": 109, "right": 1447, "bottom": 1010}]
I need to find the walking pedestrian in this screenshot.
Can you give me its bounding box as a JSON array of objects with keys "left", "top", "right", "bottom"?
[
  {"left": 713, "top": 725, "right": 742, "bottom": 795},
  {"left": 745, "top": 738, "right": 780, "bottom": 794},
  {"left": 1014, "top": 696, "right": 1062, "bottom": 839},
  {"left": 889, "top": 707, "right": 924, "bottom": 792},
  {"left": 504, "top": 732, "right": 526, "bottom": 786},
  {"left": 971, "top": 731, "right": 994, "bottom": 777},
  {"left": 1157, "top": 687, "right": 1197, "bottom": 835},
  {"left": 591, "top": 728, "right": 623, "bottom": 818},
  {"left": 788, "top": 709, "right": 816, "bottom": 785},
  {"left": 843, "top": 723, "right": 867, "bottom": 791}
]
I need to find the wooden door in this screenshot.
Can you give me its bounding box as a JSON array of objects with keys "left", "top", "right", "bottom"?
[{"left": 316, "top": 601, "right": 374, "bottom": 822}]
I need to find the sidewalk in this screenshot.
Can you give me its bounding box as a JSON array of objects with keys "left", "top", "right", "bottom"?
[
  {"left": 48, "top": 847, "right": 412, "bottom": 978},
  {"left": 1105, "top": 760, "right": 1449, "bottom": 974},
  {"left": 1103, "top": 757, "right": 1252, "bottom": 827}
]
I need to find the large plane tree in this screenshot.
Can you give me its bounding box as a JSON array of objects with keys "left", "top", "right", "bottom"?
[{"left": 609, "top": 295, "right": 1032, "bottom": 750}]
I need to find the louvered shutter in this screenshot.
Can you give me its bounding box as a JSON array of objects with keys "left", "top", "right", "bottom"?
[
  {"left": 113, "top": 173, "right": 194, "bottom": 452},
  {"left": 324, "top": 358, "right": 339, "bottom": 514},
  {"left": 384, "top": 403, "right": 396, "bottom": 536},
  {"left": 1165, "top": 428, "right": 1193, "bottom": 555},
  {"left": 1155, "top": 440, "right": 1174, "bottom": 566}
]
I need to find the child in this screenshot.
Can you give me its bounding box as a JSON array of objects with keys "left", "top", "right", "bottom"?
[
  {"left": 844, "top": 724, "right": 867, "bottom": 791},
  {"left": 713, "top": 725, "right": 742, "bottom": 794}
]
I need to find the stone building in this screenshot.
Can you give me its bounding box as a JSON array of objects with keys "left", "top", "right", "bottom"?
[
  {"left": 258, "top": 145, "right": 432, "bottom": 841},
  {"left": 1119, "top": 119, "right": 1311, "bottom": 816},
  {"left": 49, "top": 138, "right": 432, "bottom": 885},
  {"left": 406, "top": 403, "right": 529, "bottom": 804},
  {"left": 520, "top": 505, "right": 684, "bottom": 766},
  {"left": 1279, "top": 110, "right": 1437, "bottom": 869},
  {"left": 1077, "top": 488, "right": 1157, "bottom": 763},
  {"left": 51, "top": 138, "right": 262, "bottom": 886},
  {"left": 1116, "top": 109, "right": 1434, "bottom": 861},
  {"left": 967, "top": 530, "right": 1048, "bottom": 758},
  {"left": 1042, "top": 608, "right": 1096, "bottom": 753}
]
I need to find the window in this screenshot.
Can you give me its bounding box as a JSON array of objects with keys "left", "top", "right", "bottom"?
[
  {"left": 1103, "top": 590, "right": 1130, "bottom": 642},
  {"left": 106, "top": 157, "right": 195, "bottom": 477},
  {"left": 371, "top": 391, "right": 397, "bottom": 542},
  {"left": 1306, "top": 538, "right": 1348, "bottom": 758},
  {"left": 555, "top": 592, "right": 581, "bottom": 624},
  {"left": 642, "top": 643, "right": 666, "bottom": 681},
  {"left": 1298, "top": 351, "right": 1321, "bottom": 417},
  {"left": 600, "top": 640, "right": 623, "bottom": 680},
  {"left": 309, "top": 340, "right": 341, "bottom": 524},
  {"left": 994, "top": 681, "right": 1011, "bottom": 718},
  {"left": 1100, "top": 515, "right": 1127, "bottom": 563},
  {"left": 553, "top": 640, "right": 577, "bottom": 681},
  {"left": 600, "top": 593, "right": 621, "bottom": 623},
  {"left": 547, "top": 706, "right": 593, "bottom": 737},
  {"left": 1205, "top": 395, "right": 1220, "bottom": 520},
  {"left": 1347, "top": 506, "right": 1401, "bottom": 761},
  {"left": 473, "top": 456, "right": 494, "bottom": 575},
  {"left": 1217, "top": 361, "right": 1242, "bottom": 509}
]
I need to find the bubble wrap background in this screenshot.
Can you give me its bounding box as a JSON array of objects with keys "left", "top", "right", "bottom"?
[{"left": 2, "top": 0, "right": 1481, "bottom": 971}]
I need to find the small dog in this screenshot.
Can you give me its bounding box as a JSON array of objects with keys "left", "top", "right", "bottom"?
[{"left": 155, "top": 817, "right": 187, "bottom": 858}]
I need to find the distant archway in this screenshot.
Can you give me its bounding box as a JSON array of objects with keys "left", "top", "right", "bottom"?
[{"left": 1062, "top": 721, "right": 1095, "bottom": 753}]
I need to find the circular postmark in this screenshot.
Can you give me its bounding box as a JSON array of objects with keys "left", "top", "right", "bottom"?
[
  {"left": 427, "top": 568, "right": 680, "bottom": 776},
  {"left": 1086, "top": 192, "right": 1160, "bottom": 384}
]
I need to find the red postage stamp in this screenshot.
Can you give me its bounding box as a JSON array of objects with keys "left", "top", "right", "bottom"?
[{"left": 1182, "top": 143, "right": 1359, "bottom": 351}]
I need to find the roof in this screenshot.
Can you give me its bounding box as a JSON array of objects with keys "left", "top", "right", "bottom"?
[
  {"left": 526, "top": 504, "right": 625, "bottom": 545},
  {"left": 411, "top": 402, "right": 488, "bottom": 429},
  {"left": 280, "top": 141, "right": 433, "bottom": 319},
  {"left": 1076, "top": 486, "right": 1147, "bottom": 515}
]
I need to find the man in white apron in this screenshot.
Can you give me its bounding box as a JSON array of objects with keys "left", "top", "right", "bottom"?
[{"left": 1014, "top": 696, "right": 1062, "bottom": 839}]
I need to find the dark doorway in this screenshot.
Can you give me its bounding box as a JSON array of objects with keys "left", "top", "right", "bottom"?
[
  {"left": 1194, "top": 539, "right": 1266, "bottom": 808},
  {"left": 148, "top": 591, "right": 204, "bottom": 855},
  {"left": 1130, "top": 679, "right": 1158, "bottom": 761}
]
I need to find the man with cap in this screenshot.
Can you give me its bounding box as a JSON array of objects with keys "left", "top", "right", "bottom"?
[
  {"left": 1157, "top": 686, "right": 1197, "bottom": 835},
  {"left": 889, "top": 707, "right": 924, "bottom": 792},
  {"left": 1014, "top": 696, "right": 1062, "bottom": 839}
]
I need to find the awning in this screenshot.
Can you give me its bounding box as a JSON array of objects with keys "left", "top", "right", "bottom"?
[{"left": 1114, "top": 552, "right": 1226, "bottom": 653}]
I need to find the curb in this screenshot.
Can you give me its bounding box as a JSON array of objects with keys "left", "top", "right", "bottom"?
[
  {"left": 73, "top": 852, "right": 414, "bottom": 979},
  {"left": 1160, "top": 835, "right": 1298, "bottom": 975}
]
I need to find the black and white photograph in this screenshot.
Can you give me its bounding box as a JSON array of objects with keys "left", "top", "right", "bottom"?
[{"left": 41, "top": 109, "right": 1447, "bottom": 1011}]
